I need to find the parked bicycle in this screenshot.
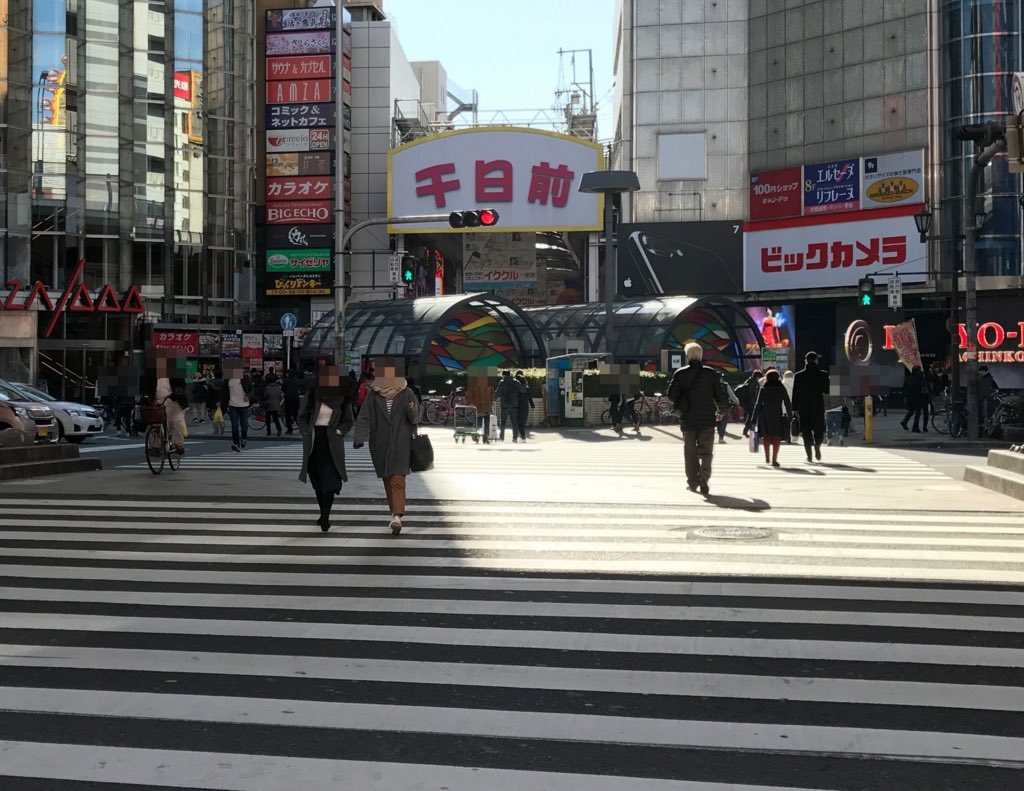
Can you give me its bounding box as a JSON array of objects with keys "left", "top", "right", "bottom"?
[
  {"left": 142, "top": 397, "right": 182, "bottom": 475},
  {"left": 421, "top": 380, "right": 466, "bottom": 425},
  {"left": 601, "top": 391, "right": 675, "bottom": 426}
]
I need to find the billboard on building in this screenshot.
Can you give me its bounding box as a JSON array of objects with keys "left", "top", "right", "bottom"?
[
  {"left": 462, "top": 233, "right": 539, "bottom": 291},
  {"left": 803, "top": 158, "right": 860, "bottom": 215},
  {"left": 172, "top": 72, "right": 192, "bottom": 103},
  {"left": 267, "top": 79, "right": 332, "bottom": 105},
  {"left": 266, "top": 200, "right": 333, "bottom": 224},
  {"left": 743, "top": 204, "right": 927, "bottom": 291},
  {"left": 266, "top": 248, "right": 332, "bottom": 272},
  {"left": 153, "top": 330, "right": 199, "bottom": 356},
  {"left": 861, "top": 149, "right": 925, "bottom": 209},
  {"left": 266, "top": 175, "right": 333, "bottom": 201},
  {"left": 266, "top": 7, "right": 335, "bottom": 32},
  {"left": 616, "top": 221, "right": 744, "bottom": 297},
  {"left": 266, "top": 102, "right": 334, "bottom": 129},
  {"left": 266, "top": 272, "right": 332, "bottom": 296},
  {"left": 749, "top": 167, "right": 802, "bottom": 221},
  {"left": 387, "top": 128, "right": 604, "bottom": 233},
  {"left": 266, "top": 30, "right": 334, "bottom": 56},
  {"left": 267, "top": 54, "right": 333, "bottom": 81},
  {"left": 265, "top": 224, "right": 334, "bottom": 250}
]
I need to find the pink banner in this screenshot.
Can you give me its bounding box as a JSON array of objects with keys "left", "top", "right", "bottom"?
[{"left": 890, "top": 319, "right": 922, "bottom": 371}]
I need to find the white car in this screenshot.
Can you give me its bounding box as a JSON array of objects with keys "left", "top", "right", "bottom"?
[{"left": 3, "top": 381, "right": 102, "bottom": 444}]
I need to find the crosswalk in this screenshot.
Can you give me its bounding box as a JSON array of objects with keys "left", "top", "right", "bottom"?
[
  {"left": 0, "top": 495, "right": 1021, "bottom": 789},
  {"left": 116, "top": 430, "right": 950, "bottom": 483}
]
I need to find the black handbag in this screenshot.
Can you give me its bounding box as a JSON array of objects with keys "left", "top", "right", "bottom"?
[
  {"left": 409, "top": 432, "right": 434, "bottom": 472},
  {"left": 791, "top": 412, "right": 801, "bottom": 437}
]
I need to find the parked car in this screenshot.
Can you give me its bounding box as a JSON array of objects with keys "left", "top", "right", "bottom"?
[
  {"left": 0, "top": 383, "right": 57, "bottom": 444},
  {"left": 2, "top": 380, "right": 103, "bottom": 444}
]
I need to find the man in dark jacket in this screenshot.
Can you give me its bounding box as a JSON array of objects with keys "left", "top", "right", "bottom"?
[
  {"left": 514, "top": 371, "right": 534, "bottom": 441},
  {"left": 735, "top": 370, "right": 763, "bottom": 437},
  {"left": 792, "top": 351, "right": 829, "bottom": 462},
  {"left": 667, "top": 342, "right": 729, "bottom": 495},
  {"left": 901, "top": 365, "right": 928, "bottom": 433},
  {"left": 496, "top": 370, "right": 525, "bottom": 442}
]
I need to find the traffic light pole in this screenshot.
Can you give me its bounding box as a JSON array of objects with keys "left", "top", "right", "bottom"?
[
  {"left": 962, "top": 142, "right": 1002, "bottom": 440},
  {"left": 333, "top": 213, "right": 455, "bottom": 370}
]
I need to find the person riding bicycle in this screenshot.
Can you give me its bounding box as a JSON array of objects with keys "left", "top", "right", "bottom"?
[
  {"left": 623, "top": 389, "right": 642, "bottom": 433},
  {"left": 151, "top": 357, "right": 189, "bottom": 455}
]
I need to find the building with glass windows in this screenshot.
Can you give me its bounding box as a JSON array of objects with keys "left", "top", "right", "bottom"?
[{"left": 0, "top": 0, "right": 257, "bottom": 395}]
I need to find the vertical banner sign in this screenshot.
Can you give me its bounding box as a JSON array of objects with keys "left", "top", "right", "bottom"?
[
  {"left": 803, "top": 159, "right": 860, "bottom": 215},
  {"left": 264, "top": 7, "right": 339, "bottom": 298}
]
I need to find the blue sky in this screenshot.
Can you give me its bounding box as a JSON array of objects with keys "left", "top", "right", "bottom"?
[{"left": 383, "top": 0, "right": 616, "bottom": 141}]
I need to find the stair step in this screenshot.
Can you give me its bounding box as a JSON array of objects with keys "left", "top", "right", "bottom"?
[
  {"left": 964, "top": 464, "right": 1024, "bottom": 502},
  {"left": 0, "top": 458, "right": 101, "bottom": 482},
  {"left": 987, "top": 449, "right": 1024, "bottom": 477}
]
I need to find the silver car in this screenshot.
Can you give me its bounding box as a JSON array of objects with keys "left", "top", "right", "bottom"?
[
  {"left": 0, "top": 382, "right": 58, "bottom": 444},
  {"left": 5, "top": 381, "right": 104, "bottom": 444}
]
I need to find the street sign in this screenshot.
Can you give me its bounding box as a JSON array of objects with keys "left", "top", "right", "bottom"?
[
  {"left": 282, "top": 329, "right": 295, "bottom": 338},
  {"left": 280, "top": 312, "right": 297, "bottom": 331},
  {"left": 887, "top": 275, "right": 903, "bottom": 309},
  {"left": 388, "top": 254, "right": 401, "bottom": 284}
]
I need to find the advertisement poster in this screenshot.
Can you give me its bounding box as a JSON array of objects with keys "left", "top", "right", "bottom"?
[
  {"left": 263, "top": 333, "right": 285, "bottom": 357},
  {"left": 743, "top": 205, "right": 927, "bottom": 291},
  {"left": 463, "top": 232, "right": 538, "bottom": 290},
  {"left": 221, "top": 332, "right": 241, "bottom": 359},
  {"left": 861, "top": 150, "right": 925, "bottom": 209},
  {"left": 745, "top": 305, "right": 795, "bottom": 369},
  {"left": 242, "top": 333, "right": 263, "bottom": 360},
  {"left": 889, "top": 319, "right": 923, "bottom": 371},
  {"left": 266, "top": 152, "right": 332, "bottom": 177},
  {"left": 749, "top": 167, "right": 803, "bottom": 221},
  {"left": 198, "top": 330, "right": 220, "bottom": 356},
  {"left": 266, "top": 30, "right": 334, "bottom": 56},
  {"left": 617, "top": 221, "right": 744, "bottom": 297},
  {"left": 266, "top": 271, "right": 332, "bottom": 297},
  {"left": 266, "top": 103, "right": 334, "bottom": 129},
  {"left": 803, "top": 158, "right": 859, "bottom": 215},
  {"left": 266, "top": 248, "right": 332, "bottom": 272}
]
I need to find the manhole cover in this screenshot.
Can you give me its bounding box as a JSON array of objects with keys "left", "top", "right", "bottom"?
[{"left": 690, "top": 526, "right": 773, "bottom": 540}]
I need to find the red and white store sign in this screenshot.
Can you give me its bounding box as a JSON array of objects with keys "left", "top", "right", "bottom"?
[
  {"left": 387, "top": 128, "right": 603, "bottom": 233},
  {"left": 743, "top": 204, "right": 927, "bottom": 291},
  {"left": 266, "top": 200, "right": 333, "bottom": 224},
  {"left": 267, "top": 79, "right": 332, "bottom": 105},
  {"left": 153, "top": 330, "right": 199, "bottom": 355},
  {"left": 265, "top": 175, "right": 333, "bottom": 201},
  {"left": 749, "top": 166, "right": 802, "bottom": 221}
]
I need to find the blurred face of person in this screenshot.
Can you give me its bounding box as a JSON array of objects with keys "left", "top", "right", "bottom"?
[{"left": 319, "top": 366, "right": 343, "bottom": 400}]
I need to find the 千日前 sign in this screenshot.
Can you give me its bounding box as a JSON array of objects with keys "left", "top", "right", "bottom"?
[
  {"left": 387, "top": 127, "right": 604, "bottom": 233},
  {"left": 743, "top": 204, "right": 927, "bottom": 292}
]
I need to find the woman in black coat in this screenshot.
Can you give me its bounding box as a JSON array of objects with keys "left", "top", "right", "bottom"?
[
  {"left": 745, "top": 369, "right": 792, "bottom": 467},
  {"left": 297, "top": 366, "right": 354, "bottom": 533}
]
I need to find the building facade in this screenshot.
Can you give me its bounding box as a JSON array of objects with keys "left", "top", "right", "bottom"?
[{"left": 0, "top": 0, "right": 258, "bottom": 391}]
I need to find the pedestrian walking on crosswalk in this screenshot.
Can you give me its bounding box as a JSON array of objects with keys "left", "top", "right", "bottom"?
[
  {"left": 745, "top": 368, "right": 793, "bottom": 467},
  {"left": 354, "top": 363, "right": 420, "bottom": 534},
  {"left": 297, "top": 365, "right": 354, "bottom": 533},
  {"left": 667, "top": 342, "right": 730, "bottom": 495},
  {"left": 792, "top": 350, "right": 829, "bottom": 463}
]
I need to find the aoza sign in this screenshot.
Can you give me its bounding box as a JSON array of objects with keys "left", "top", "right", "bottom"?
[{"left": 0, "top": 259, "right": 144, "bottom": 337}]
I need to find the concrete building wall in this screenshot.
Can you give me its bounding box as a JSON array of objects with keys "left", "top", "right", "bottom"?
[
  {"left": 614, "top": 0, "right": 750, "bottom": 223},
  {"left": 747, "top": 0, "right": 932, "bottom": 174}
]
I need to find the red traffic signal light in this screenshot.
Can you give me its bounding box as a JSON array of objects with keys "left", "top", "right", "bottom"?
[{"left": 448, "top": 209, "right": 500, "bottom": 229}]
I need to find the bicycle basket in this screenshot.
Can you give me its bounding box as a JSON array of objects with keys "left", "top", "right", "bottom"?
[{"left": 141, "top": 404, "right": 167, "bottom": 425}]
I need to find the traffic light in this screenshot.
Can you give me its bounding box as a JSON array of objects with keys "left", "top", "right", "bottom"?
[
  {"left": 448, "top": 209, "right": 500, "bottom": 228},
  {"left": 956, "top": 121, "right": 1005, "bottom": 147},
  {"left": 400, "top": 255, "right": 415, "bottom": 285},
  {"left": 858, "top": 277, "right": 875, "bottom": 307}
]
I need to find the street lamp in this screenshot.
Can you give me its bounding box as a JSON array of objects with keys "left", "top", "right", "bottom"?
[{"left": 578, "top": 170, "right": 640, "bottom": 359}]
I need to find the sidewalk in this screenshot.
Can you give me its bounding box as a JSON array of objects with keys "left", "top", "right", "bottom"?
[{"left": 844, "top": 411, "right": 1012, "bottom": 450}]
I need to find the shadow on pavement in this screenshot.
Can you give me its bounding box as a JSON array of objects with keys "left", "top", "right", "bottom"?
[
  {"left": 702, "top": 494, "right": 771, "bottom": 512},
  {"left": 817, "top": 463, "right": 877, "bottom": 473}
]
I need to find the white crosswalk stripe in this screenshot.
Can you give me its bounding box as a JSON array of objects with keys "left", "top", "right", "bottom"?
[
  {"left": 0, "top": 495, "right": 1021, "bottom": 789},
  {"left": 116, "top": 432, "right": 949, "bottom": 481}
]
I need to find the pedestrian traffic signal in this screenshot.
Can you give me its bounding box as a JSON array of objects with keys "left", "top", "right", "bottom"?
[
  {"left": 448, "top": 209, "right": 500, "bottom": 228},
  {"left": 400, "top": 256, "right": 415, "bottom": 284},
  {"left": 858, "top": 277, "right": 875, "bottom": 307}
]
